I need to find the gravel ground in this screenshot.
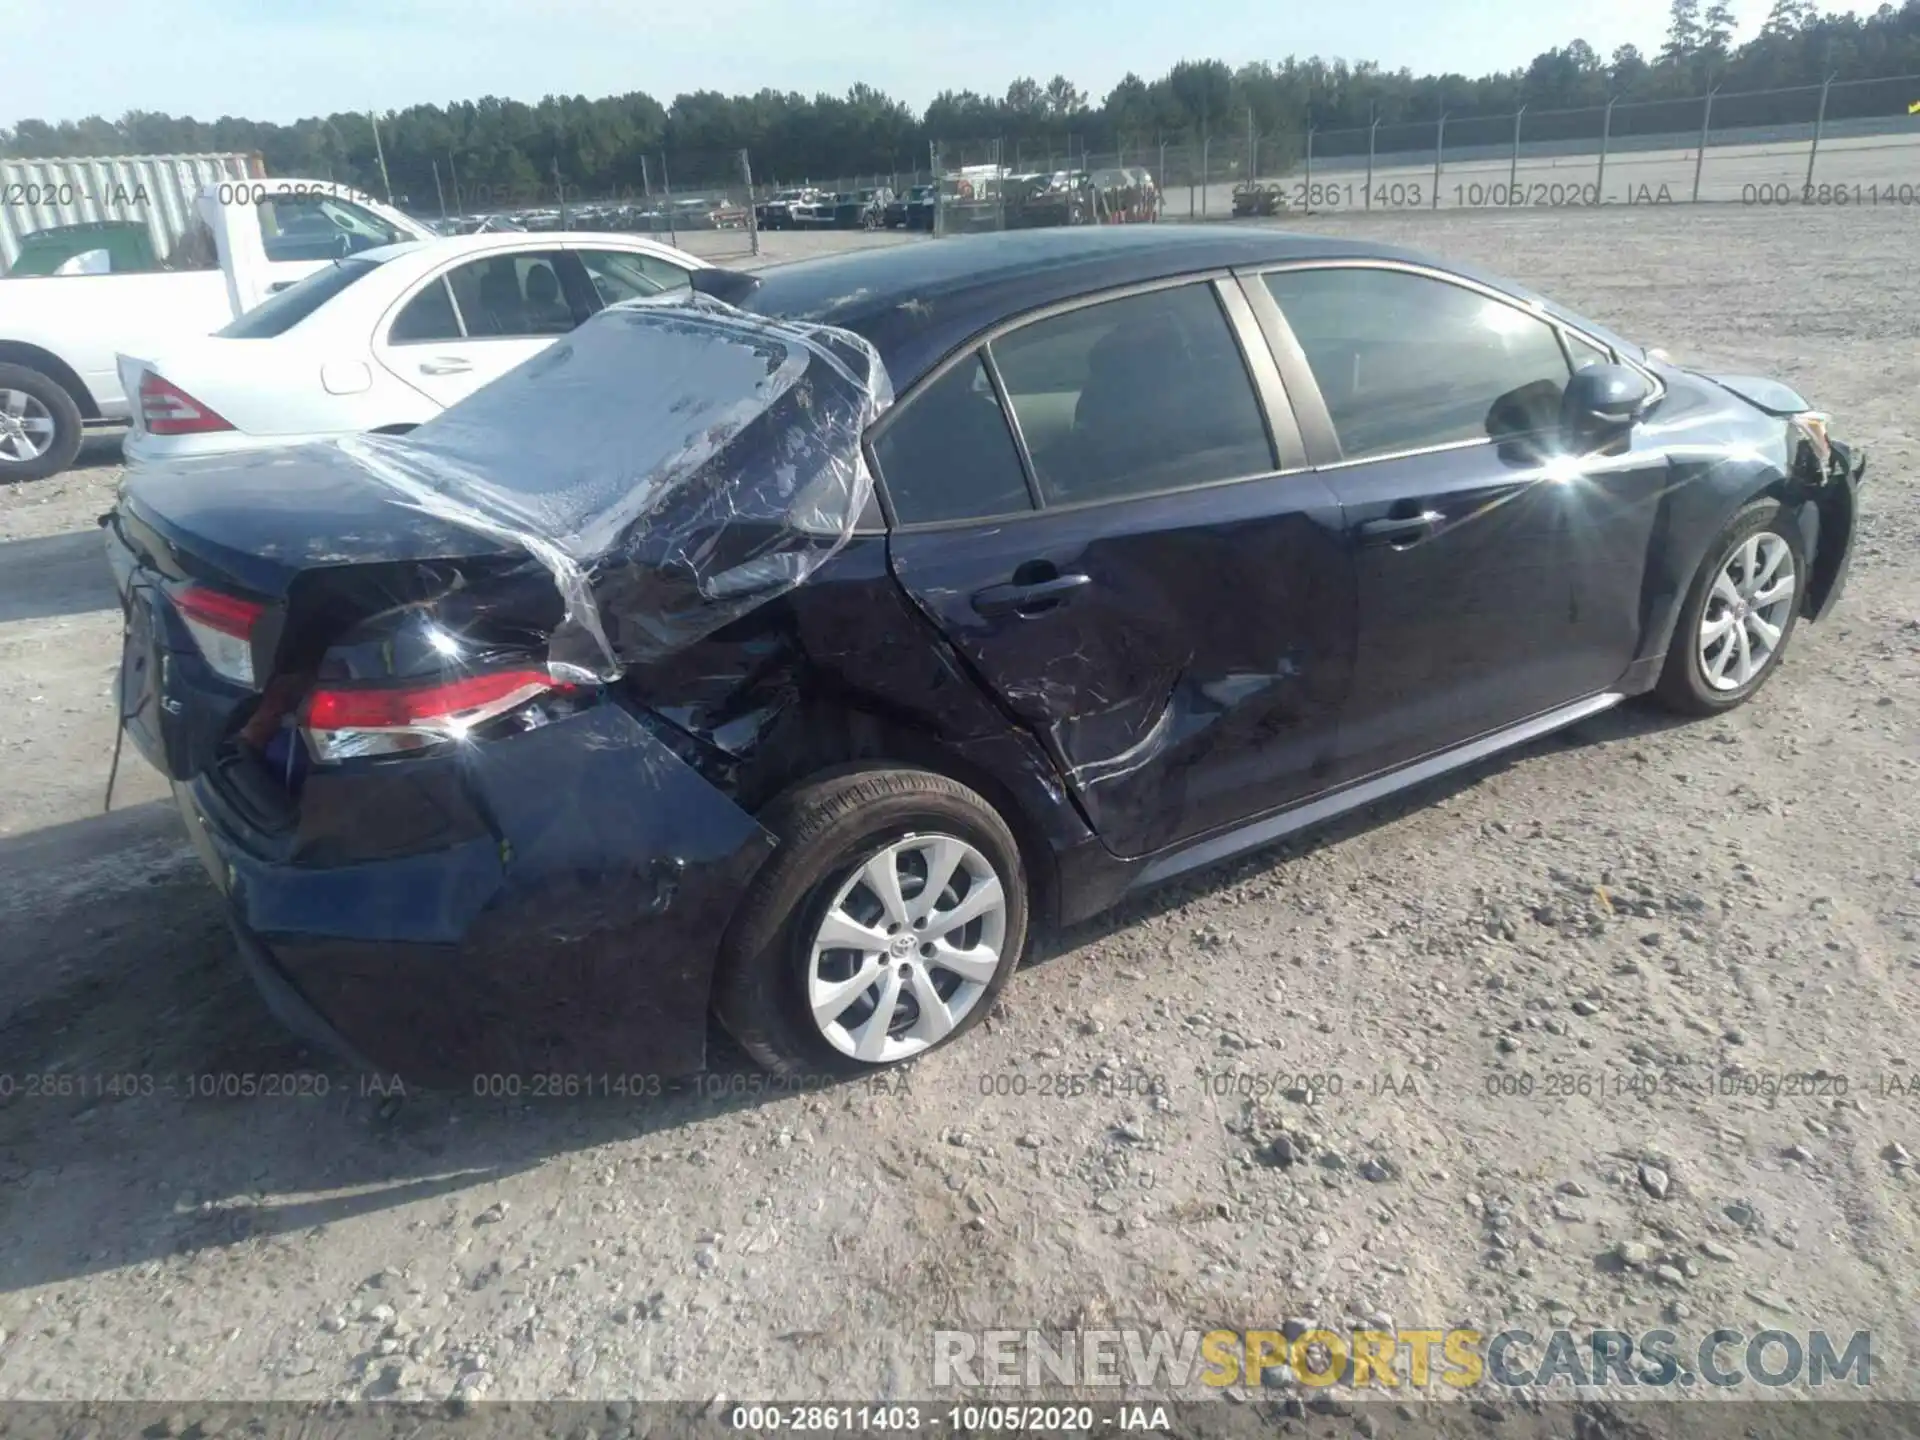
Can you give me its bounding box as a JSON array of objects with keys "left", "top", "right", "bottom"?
[{"left": 0, "top": 206, "right": 1914, "bottom": 1409}]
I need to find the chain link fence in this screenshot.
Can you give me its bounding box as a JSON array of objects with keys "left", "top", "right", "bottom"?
[
  {"left": 1286, "top": 73, "right": 1920, "bottom": 213},
  {"left": 926, "top": 74, "right": 1920, "bottom": 232},
  {"left": 403, "top": 75, "right": 1919, "bottom": 257},
  {"left": 429, "top": 148, "right": 761, "bottom": 260}
]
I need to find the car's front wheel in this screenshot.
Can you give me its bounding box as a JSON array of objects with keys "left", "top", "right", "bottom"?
[
  {"left": 715, "top": 767, "right": 1028, "bottom": 1078},
  {"left": 1654, "top": 499, "right": 1806, "bottom": 715}
]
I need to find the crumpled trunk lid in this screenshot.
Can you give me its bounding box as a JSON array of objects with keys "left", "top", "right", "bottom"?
[
  {"left": 117, "top": 442, "right": 517, "bottom": 600},
  {"left": 109, "top": 444, "right": 540, "bottom": 784}
]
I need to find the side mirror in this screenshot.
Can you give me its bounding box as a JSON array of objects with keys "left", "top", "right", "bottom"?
[{"left": 1561, "top": 363, "right": 1652, "bottom": 452}]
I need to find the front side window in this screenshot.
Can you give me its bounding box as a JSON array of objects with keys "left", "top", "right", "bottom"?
[
  {"left": 1565, "top": 331, "right": 1613, "bottom": 369},
  {"left": 988, "top": 282, "right": 1273, "bottom": 506},
  {"left": 257, "top": 195, "right": 408, "bottom": 262},
  {"left": 1262, "top": 267, "right": 1574, "bottom": 461},
  {"left": 870, "top": 354, "right": 1034, "bottom": 525}
]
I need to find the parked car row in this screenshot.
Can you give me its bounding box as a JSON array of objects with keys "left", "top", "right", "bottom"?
[
  {"left": 754, "top": 186, "right": 904, "bottom": 230},
  {"left": 883, "top": 185, "right": 939, "bottom": 230},
  {"left": 933, "top": 167, "right": 1163, "bottom": 235},
  {"left": 99, "top": 224, "right": 1863, "bottom": 1090},
  {"left": 429, "top": 198, "right": 749, "bottom": 237},
  {"left": 1232, "top": 180, "right": 1289, "bottom": 217}
]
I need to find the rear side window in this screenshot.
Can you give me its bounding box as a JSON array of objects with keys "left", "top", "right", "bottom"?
[
  {"left": 579, "top": 249, "right": 692, "bottom": 305},
  {"left": 871, "top": 354, "right": 1034, "bottom": 525},
  {"left": 1263, "top": 267, "right": 1574, "bottom": 461},
  {"left": 388, "top": 276, "right": 461, "bottom": 343},
  {"left": 988, "top": 282, "right": 1274, "bottom": 506},
  {"left": 217, "top": 257, "right": 383, "bottom": 338}
]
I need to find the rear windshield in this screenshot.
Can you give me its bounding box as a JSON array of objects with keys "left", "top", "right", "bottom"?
[{"left": 216, "top": 257, "right": 383, "bottom": 338}]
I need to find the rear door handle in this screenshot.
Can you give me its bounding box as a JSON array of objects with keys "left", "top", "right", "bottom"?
[
  {"left": 971, "top": 572, "right": 1091, "bottom": 617},
  {"left": 1354, "top": 511, "right": 1444, "bottom": 548},
  {"left": 419, "top": 356, "right": 474, "bottom": 376}
]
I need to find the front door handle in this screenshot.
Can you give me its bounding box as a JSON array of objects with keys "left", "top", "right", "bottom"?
[
  {"left": 419, "top": 356, "right": 474, "bottom": 376},
  {"left": 971, "top": 572, "right": 1091, "bottom": 617},
  {"left": 1354, "top": 511, "right": 1443, "bottom": 548}
]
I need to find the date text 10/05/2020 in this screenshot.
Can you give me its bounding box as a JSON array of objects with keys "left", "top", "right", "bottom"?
[{"left": 1286, "top": 181, "right": 1679, "bottom": 208}]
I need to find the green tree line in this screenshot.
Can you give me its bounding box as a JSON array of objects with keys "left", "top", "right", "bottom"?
[{"left": 4, "top": 0, "right": 1916, "bottom": 202}]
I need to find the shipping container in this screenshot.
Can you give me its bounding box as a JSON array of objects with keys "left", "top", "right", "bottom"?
[{"left": 1, "top": 152, "right": 262, "bottom": 275}]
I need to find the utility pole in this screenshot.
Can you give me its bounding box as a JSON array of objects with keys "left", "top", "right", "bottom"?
[
  {"left": 1805, "top": 72, "right": 1837, "bottom": 189},
  {"left": 1597, "top": 95, "right": 1618, "bottom": 204},
  {"left": 368, "top": 109, "right": 394, "bottom": 203},
  {"left": 431, "top": 158, "right": 447, "bottom": 217},
  {"left": 1510, "top": 105, "right": 1525, "bottom": 201}
]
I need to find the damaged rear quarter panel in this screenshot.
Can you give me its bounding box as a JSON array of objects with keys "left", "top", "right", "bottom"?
[
  {"left": 620, "top": 535, "right": 1099, "bottom": 892},
  {"left": 223, "top": 702, "right": 774, "bottom": 1084}
]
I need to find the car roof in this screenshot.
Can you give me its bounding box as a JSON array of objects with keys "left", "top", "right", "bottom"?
[{"left": 739, "top": 226, "right": 1554, "bottom": 391}]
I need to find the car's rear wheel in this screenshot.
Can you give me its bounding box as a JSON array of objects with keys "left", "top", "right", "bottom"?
[
  {"left": 714, "top": 767, "right": 1028, "bottom": 1078},
  {"left": 0, "top": 363, "right": 84, "bottom": 483},
  {"left": 1653, "top": 499, "right": 1806, "bottom": 716}
]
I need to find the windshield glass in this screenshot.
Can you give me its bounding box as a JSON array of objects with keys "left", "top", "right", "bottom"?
[{"left": 215, "top": 256, "right": 385, "bottom": 338}]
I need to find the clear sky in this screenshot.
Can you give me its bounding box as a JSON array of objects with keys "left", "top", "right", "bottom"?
[{"left": 4, "top": 0, "right": 1868, "bottom": 127}]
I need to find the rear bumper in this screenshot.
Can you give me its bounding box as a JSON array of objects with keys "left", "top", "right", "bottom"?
[{"left": 168, "top": 704, "right": 776, "bottom": 1087}]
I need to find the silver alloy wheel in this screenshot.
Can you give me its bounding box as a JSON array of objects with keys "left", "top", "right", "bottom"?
[
  {"left": 1699, "top": 532, "right": 1796, "bottom": 692},
  {"left": 0, "top": 389, "right": 57, "bottom": 465},
  {"left": 807, "top": 832, "right": 1008, "bottom": 1064}
]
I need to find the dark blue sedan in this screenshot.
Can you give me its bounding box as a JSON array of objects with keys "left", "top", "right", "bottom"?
[{"left": 106, "top": 227, "right": 1864, "bottom": 1084}]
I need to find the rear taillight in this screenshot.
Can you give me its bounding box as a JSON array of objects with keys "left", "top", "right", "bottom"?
[
  {"left": 139, "top": 372, "right": 234, "bottom": 436},
  {"left": 301, "top": 668, "right": 578, "bottom": 762},
  {"left": 171, "top": 583, "right": 265, "bottom": 686}
]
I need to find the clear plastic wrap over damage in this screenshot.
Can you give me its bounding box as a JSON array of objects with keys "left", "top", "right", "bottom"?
[{"left": 336, "top": 293, "right": 894, "bottom": 681}]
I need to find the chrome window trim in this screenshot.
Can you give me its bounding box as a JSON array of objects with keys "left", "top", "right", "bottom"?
[
  {"left": 1240, "top": 257, "right": 1667, "bottom": 471},
  {"left": 867, "top": 268, "right": 1317, "bottom": 533},
  {"left": 384, "top": 273, "right": 468, "bottom": 346},
  {"left": 381, "top": 247, "right": 578, "bottom": 348}
]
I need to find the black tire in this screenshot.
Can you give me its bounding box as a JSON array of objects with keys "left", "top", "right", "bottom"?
[
  {"left": 1653, "top": 499, "right": 1807, "bottom": 716},
  {"left": 714, "top": 766, "right": 1029, "bottom": 1079},
  {"left": 0, "top": 362, "right": 84, "bottom": 483}
]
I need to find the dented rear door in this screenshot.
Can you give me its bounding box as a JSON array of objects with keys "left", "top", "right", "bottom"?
[
  {"left": 880, "top": 278, "right": 1355, "bottom": 859},
  {"left": 889, "top": 477, "right": 1354, "bottom": 859}
]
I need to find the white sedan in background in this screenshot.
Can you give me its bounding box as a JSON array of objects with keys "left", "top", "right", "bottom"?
[{"left": 118, "top": 232, "right": 709, "bottom": 464}]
